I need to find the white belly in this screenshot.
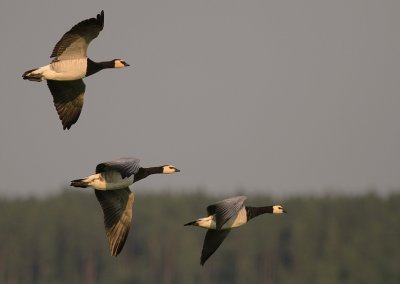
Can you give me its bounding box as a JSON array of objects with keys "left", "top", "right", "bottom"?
[
  {"left": 83, "top": 171, "right": 134, "bottom": 190},
  {"left": 38, "top": 59, "right": 88, "bottom": 81},
  {"left": 196, "top": 207, "right": 248, "bottom": 230}
]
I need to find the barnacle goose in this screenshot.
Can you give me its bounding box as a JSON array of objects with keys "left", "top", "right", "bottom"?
[
  {"left": 22, "top": 11, "right": 129, "bottom": 129},
  {"left": 70, "top": 157, "right": 180, "bottom": 256},
  {"left": 184, "top": 195, "right": 286, "bottom": 265}
]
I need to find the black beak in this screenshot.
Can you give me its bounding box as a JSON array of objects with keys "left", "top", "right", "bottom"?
[
  {"left": 283, "top": 209, "right": 288, "bottom": 214},
  {"left": 175, "top": 168, "right": 181, "bottom": 173},
  {"left": 123, "top": 62, "right": 130, "bottom": 67}
]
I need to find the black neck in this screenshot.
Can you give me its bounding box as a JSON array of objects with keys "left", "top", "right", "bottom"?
[
  {"left": 86, "top": 58, "right": 115, "bottom": 77},
  {"left": 245, "top": 206, "right": 273, "bottom": 221},
  {"left": 134, "top": 167, "right": 163, "bottom": 183}
]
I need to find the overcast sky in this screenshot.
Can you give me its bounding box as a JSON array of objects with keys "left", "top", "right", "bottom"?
[{"left": 1, "top": 0, "right": 399, "bottom": 197}]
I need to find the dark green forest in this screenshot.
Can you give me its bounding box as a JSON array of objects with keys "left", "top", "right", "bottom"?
[{"left": 0, "top": 190, "right": 399, "bottom": 284}]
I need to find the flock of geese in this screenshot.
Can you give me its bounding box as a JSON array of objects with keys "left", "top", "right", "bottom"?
[{"left": 22, "top": 11, "right": 287, "bottom": 266}]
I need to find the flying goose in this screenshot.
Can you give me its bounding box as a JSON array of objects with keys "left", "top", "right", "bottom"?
[
  {"left": 70, "top": 157, "right": 180, "bottom": 256},
  {"left": 184, "top": 196, "right": 287, "bottom": 265},
  {"left": 22, "top": 10, "right": 129, "bottom": 130}
]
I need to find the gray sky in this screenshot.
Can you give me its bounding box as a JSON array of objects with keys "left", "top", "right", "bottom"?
[{"left": 1, "top": 0, "right": 399, "bottom": 197}]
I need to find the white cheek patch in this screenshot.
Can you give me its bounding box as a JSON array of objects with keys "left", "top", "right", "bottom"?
[
  {"left": 273, "top": 205, "right": 285, "bottom": 214},
  {"left": 114, "top": 61, "right": 125, "bottom": 68},
  {"left": 163, "top": 167, "right": 175, "bottom": 174}
]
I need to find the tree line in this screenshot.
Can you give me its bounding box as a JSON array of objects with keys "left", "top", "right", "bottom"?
[{"left": 0, "top": 190, "right": 399, "bottom": 284}]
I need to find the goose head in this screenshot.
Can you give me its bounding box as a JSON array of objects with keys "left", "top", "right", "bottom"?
[
  {"left": 162, "top": 165, "right": 181, "bottom": 174},
  {"left": 272, "top": 205, "right": 287, "bottom": 214},
  {"left": 114, "top": 59, "right": 130, "bottom": 68}
]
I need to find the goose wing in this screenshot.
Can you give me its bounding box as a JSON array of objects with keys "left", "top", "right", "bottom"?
[
  {"left": 47, "top": 79, "right": 85, "bottom": 130},
  {"left": 95, "top": 188, "right": 134, "bottom": 256},
  {"left": 206, "top": 196, "right": 247, "bottom": 230},
  {"left": 51, "top": 10, "right": 104, "bottom": 60},
  {"left": 96, "top": 158, "right": 141, "bottom": 179},
  {"left": 200, "top": 229, "right": 231, "bottom": 265}
]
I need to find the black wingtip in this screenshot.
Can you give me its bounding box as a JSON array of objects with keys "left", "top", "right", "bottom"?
[
  {"left": 98, "top": 10, "right": 104, "bottom": 27},
  {"left": 111, "top": 249, "right": 120, "bottom": 257},
  {"left": 60, "top": 117, "right": 74, "bottom": 130}
]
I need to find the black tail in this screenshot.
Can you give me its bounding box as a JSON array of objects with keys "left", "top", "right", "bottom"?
[
  {"left": 184, "top": 220, "right": 197, "bottom": 226},
  {"left": 22, "top": 68, "right": 42, "bottom": 82},
  {"left": 70, "top": 179, "right": 89, "bottom": 188}
]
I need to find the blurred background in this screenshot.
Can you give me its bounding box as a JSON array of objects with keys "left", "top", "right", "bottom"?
[
  {"left": 0, "top": 192, "right": 398, "bottom": 283},
  {"left": 0, "top": 0, "right": 399, "bottom": 283}
]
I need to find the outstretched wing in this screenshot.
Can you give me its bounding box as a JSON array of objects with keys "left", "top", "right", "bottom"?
[
  {"left": 200, "top": 229, "right": 231, "bottom": 265},
  {"left": 51, "top": 10, "right": 104, "bottom": 60},
  {"left": 96, "top": 158, "right": 141, "bottom": 178},
  {"left": 207, "top": 196, "right": 247, "bottom": 230},
  {"left": 95, "top": 188, "right": 134, "bottom": 256},
  {"left": 47, "top": 79, "right": 85, "bottom": 130}
]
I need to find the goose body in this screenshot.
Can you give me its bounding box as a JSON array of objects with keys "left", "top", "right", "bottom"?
[
  {"left": 71, "top": 158, "right": 180, "bottom": 256},
  {"left": 193, "top": 206, "right": 248, "bottom": 230},
  {"left": 22, "top": 11, "right": 129, "bottom": 130},
  {"left": 71, "top": 171, "right": 134, "bottom": 190},
  {"left": 184, "top": 196, "right": 286, "bottom": 265},
  {"left": 25, "top": 59, "right": 88, "bottom": 81}
]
